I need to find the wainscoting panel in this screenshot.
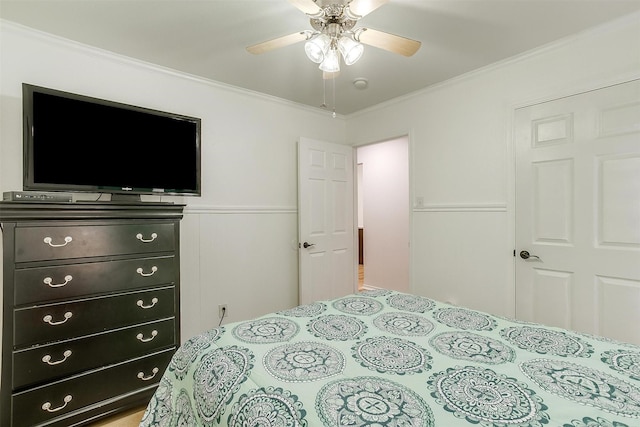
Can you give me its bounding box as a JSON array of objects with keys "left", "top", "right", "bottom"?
[
  {"left": 180, "top": 206, "right": 298, "bottom": 340},
  {"left": 411, "top": 206, "right": 511, "bottom": 317}
]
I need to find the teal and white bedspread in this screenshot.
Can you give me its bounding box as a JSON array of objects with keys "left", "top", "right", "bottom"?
[{"left": 140, "top": 290, "right": 640, "bottom": 426}]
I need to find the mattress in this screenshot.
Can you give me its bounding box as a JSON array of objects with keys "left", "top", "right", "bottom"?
[{"left": 140, "top": 289, "right": 640, "bottom": 426}]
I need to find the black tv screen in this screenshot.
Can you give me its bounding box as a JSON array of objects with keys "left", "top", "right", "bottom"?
[{"left": 23, "top": 83, "right": 201, "bottom": 198}]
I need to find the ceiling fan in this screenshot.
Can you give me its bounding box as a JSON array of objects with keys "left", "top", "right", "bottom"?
[{"left": 246, "top": 0, "right": 421, "bottom": 75}]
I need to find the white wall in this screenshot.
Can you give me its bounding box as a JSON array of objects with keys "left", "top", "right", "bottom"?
[
  {"left": 1, "top": 10, "right": 639, "bottom": 345},
  {"left": 0, "top": 21, "right": 346, "bottom": 341},
  {"left": 346, "top": 12, "right": 640, "bottom": 317},
  {"left": 357, "top": 137, "right": 409, "bottom": 292}
]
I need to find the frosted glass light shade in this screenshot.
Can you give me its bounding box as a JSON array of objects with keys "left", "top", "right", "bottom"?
[
  {"left": 305, "top": 34, "right": 331, "bottom": 64},
  {"left": 319, "top": 48, "right": 340, "bottom": 72},
  {"left": 338, "top": 36, "right": 364, "bottom": 65}
]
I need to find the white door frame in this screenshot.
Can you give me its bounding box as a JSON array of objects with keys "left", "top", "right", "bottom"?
[{"left": 353, "top": 132, "right": 414, "bottom": 293}]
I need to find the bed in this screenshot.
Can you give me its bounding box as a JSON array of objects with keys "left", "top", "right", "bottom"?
[{"left": 140, "top": 289, "right": 640, "bottom": 426}]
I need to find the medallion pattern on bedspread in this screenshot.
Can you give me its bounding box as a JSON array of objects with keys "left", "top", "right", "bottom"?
[
  {"left": 193, "top": 346, "right": 254, "bottom": 425},
  {"left": 601, "top": 349, "right": 640, "bottom": 381},
  {"left": 561, "top": 416, "right": 631, "bottom": 427},
  {"left": 501, "top": 326, "right": 593, "bottom": 357},
  {"left": 351, "top": 336, "right": 432, "bottom": 375},
  {"left": 428, "top": 366, "right": 550, "bottom": 426},
  {"left": 278, "top": 302, "right": 327, "bottom": 317},
  {"left": 373, "top": 312, "right": 434, "bottom": 336},
  {"left": 141, "top": 290, "right": 640, "bottom": 427},
  {"left": 174, "top": 389, "right": 197, "bottom": 426},
  {"left": 520, "top": 359, "right": 640, "bottom": 417},
  {"left": 227, "top": 387, "right": 307, "bottom": 427},
  {"left": 386, "top": 293, "right": 435, "bottom": 312},
  {"left": 232, "top": 317, "right": 298, "bottom": 343},
  {"left": 332, "top": 296, "right": 383, "bottom": 315},
  {"left": 316, "top": 376, "right": 434, "bottom": 426},
  {"left": 263, "top": 341, "right": 345, "bottom": 382},
  {"left": 307, "top": 314, "right": 367, "bottom": 340},
  {"left": 140, "top": 377, "right": 174, "bottom": 427},
  {"left": 432, "top": 307, "right": 497, "bottom": 331},
  {"left": 429, "top": 331, "right": 516, "bottom": 364},
  {"left": 169, "top": 327, "right": 224, "bottom": 380},
  {"left": 359, "top": 289, "right": 392, "bottom": 297}
]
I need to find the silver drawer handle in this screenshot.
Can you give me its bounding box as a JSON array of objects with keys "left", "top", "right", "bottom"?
[
  {"left": 136, "top": 330, "right": 158, "bottom": 343},
  {"left": 42, "top": 350, "right": 72, "bottom": 365},
  {"left": 43, "top": 312, "right": 73, "bottom": 325},
  {"left": 137, "top": 297, "right": 159, "bottom": 309},
  {"left": 43, "top": 236, "right": 73, "bottom": 247},
  {"left": 43, "top": 275, "right": 73, "bottom": 288},
  {"left": 136, "top": 266, "right": 158, "bottom": 277},
  {"left": 136, "top": 232, "right": 158, "bottom": 243},
  {"left": 42, "top": 395, "right": 72, "bottom": 412},
  {"left": 137, "top": 367, "right": 159, "bottom": 381}
]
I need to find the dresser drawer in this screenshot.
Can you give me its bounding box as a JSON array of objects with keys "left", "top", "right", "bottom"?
[
  {"left": 13, "top": 318, "right": 175, "bottom": 390},
  {"left": 12, "top": 348, "right": 174, "bottom": 427},
  {"left": 14, "top": 287, "right": 175, "bottom": 347},
  {"left": 14, "top": 223, "right": 175, "bottom": 262},
  {"left": 14, "top": 255, "right": 177, "bottom": 305}
]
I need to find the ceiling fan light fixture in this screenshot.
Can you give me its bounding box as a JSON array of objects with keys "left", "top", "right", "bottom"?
[
  {"left": 319, "top": 47, "right": 340, "bottom": 73},
  {"left": 304, "top": 33, "right": 331, "bottom": 63},
  {"left": 338, "top": 35, "right": 364, "bottom": 65}
]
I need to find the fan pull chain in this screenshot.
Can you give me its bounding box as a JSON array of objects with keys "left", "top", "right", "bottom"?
[
  {"left": 321, "top": 77, "right": 327, "bottom": 109},
  {"left": 332, "top": 74, "right": 336, "bottom": 118}
]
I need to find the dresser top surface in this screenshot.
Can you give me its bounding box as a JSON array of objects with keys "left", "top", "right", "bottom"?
[{"left": 0, "top": 202, "right": 185, "bottom": 221}]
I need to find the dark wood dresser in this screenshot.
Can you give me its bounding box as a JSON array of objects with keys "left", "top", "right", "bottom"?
[{"left": 0, "top": 202, "right": 183, "bottom": 426}]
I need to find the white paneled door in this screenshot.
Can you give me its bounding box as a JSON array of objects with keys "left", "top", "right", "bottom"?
[
  {"left": 515, "top": 79, "right": 640, "bottom": 345},
  {"left": 298, "top": 137, "right": 355, "bottom": 305}
]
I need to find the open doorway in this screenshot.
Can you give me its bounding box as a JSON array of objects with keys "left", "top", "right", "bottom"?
[{"left": 356, "top": 136, "right": 410, "bottom": 292}]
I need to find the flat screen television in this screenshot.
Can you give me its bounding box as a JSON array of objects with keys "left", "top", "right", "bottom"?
[{"left": 22, "top": 83, "right": 201, "bottom": 201}]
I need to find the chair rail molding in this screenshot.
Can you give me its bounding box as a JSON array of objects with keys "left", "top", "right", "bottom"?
[
  {"left": 414, "top": 203, "right": 507, "bottom": 213},
  {"left": 184, "top": 205, "right": 297, "bottom": 215}
]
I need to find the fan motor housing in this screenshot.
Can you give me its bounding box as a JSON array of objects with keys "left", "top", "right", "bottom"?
[{"left": 310, "top": 17, "right": 356, "bottom": 32}]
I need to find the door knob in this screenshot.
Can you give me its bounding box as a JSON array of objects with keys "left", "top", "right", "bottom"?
[
  {"left": 520, "top": 250, "right": 541, "bottom": 261},
  {"left": 302, "top": 242, "right": 315, "bottom": 249}
]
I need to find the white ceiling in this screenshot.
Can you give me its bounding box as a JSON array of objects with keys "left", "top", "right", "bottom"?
[{"left": 2, "top": 0, "right": 640, "bottom": 114}]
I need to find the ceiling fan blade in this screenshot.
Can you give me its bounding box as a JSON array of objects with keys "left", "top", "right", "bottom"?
[
  {"left": 288, "top": 0, "right": 322, "bottom": 15},
  {"left": 348, "top": 0, "right": 389, "bottom": 17},
  {"left": 246, "top": 32, "right": 308, "bottom": 55},
  {"left": 357, "top": 28, "right": 421, "bottom": 57}
]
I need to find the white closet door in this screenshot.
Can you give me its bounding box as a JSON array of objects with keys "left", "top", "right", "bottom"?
[{"left": 515, "top": 79, "right": 640, "bottom": 345}]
